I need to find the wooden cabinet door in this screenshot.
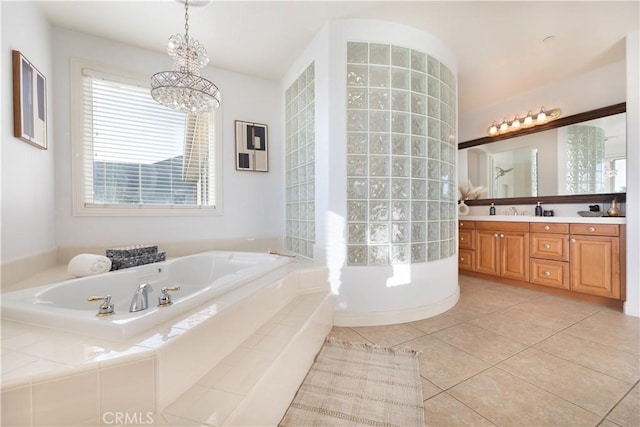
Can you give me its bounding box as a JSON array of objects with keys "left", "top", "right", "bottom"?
[
  {"left": 500, "top": 232, "right": 529, "bottom": 281},
  {"left": 458, "top": 249, "right": 475, "bottom": 271},
  {"left": 475, "top": 230, "right": 500, "bottom": 276},
  {"left": 459, "top": 229, "right": 475, "bottom": 250},
  {"left": 570, "top": 236, "right": 620, "bottom": 299},
  {"left": 530, "top": 233, "right": 569, "bottom": 261}
]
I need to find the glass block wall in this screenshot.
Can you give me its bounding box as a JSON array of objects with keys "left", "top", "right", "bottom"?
[
  {"left": 566, "top": 125, "right": 605, "bottom": 194},
  {"left": 285, "top": 63, "right": 315, "bottom": 258},
  {"left": 345, "top": 42, "right": 457, "bottom": 266}
]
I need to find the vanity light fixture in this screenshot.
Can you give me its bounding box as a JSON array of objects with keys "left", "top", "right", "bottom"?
[
  {"left": 487, "top": 107, "right": 560, "bottom": 136},
  {"left": 151, "top": 0, "right": 221, "bottom": 113}
]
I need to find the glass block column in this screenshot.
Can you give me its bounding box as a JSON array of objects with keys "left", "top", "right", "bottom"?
[
  {"left": 566, "top": 125, "right": 605, "bottom": 194},
  {"left": 285, "top": 63, "right": 315, "bottom": 257},
  {"left": 346, "top": 42, "right": 457, "bottom": 266}
]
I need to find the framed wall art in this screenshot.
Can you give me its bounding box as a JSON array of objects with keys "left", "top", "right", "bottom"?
[
  {"left": 12, "top": 50, "right": 47, "bottom": 149},
  {"left": 235, "top": 120, "right": 268, "bottom": 172}
]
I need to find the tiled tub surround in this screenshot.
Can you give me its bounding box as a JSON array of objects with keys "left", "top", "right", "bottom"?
[
  {"left": 346, "top": 42, "right": 457, "bottom": 266},
  {"left": 1, "top": 261, "right": 331, "bottom": 426},
  {"left": 285, "top": 63, "right": 315, "bottom": 258}
]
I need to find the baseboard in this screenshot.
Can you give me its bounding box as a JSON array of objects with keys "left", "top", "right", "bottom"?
[{"left": 333, "top": 287, "right": 460, "bottom": 327}]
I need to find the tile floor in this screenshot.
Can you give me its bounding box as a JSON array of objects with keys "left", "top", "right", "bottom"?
[{"left": 329, "top": 275, "right": 640, "bottom": 427}]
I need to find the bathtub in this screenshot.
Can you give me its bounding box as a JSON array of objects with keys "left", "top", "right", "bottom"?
[{"left": 1, "top": 251, "right": 292, "bottom": 341}]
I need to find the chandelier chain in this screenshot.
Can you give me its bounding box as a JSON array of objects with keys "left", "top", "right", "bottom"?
[{"left": 184, "top": 0, "right": 190, "bottom": 41}]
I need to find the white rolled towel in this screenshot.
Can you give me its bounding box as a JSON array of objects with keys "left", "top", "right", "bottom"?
[{"left": 67, "top": 254, "right": 112, "bottom": 277}]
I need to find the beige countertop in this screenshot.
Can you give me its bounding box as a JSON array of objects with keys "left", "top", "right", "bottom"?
[{"left": 460, "top": 215, "right": 626, "bottom": 224}]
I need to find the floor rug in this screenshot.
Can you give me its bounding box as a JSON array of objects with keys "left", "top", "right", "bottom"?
[{"left": 279, "top": 338, "right": 424, "bottom": 427}]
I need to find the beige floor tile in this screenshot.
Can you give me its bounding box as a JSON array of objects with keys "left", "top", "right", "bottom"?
[
  {"left": 607, "top": 383, "right": 640, "bottom": 427},
  {"left": 433, "top": 323, "right": 527, "bottom": 364},
  {"left": 498, "top": 348, "right": 632, "bottom": 416},
  {"left": 327, "top": 326, "right": 370, "bottom": 343},
  {"left": 600, "top": 420, "right": 623, "bottom": 427},
  {"left": 534, "top": 332, "right": 640, "bottom": 384},
  {"left": 450, "top": 367, "right": 601, "bottom": 426},
  {"left": 420, "top": 377, "right": 442, "bottom": 400},
  {"left": 469, "top": 309, "right": 557, "bottom": 346},
  {"left": 491, "top": 299, "right": 593, "bottom": 331},
  {"left": 564, "top": 309, "right": 640, "bottom": 355},
  {"left": 406, "top": 335, "right": 490, "bottom": 390},
  {"left": 423, "top": 392, "right": 495, "bottom": 426},
  {"left": 408, "top": 314, "right": 462, "bottom": 334},
  {"left": 352, "top": 323, "right": 424, "bottom": 346}
]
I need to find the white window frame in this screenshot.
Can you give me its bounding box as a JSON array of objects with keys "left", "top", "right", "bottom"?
[{"left": 71, "top": 59, "right": 223, "bottom": 216}]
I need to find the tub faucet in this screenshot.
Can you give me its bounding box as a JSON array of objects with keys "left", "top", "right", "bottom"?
[{"left": 129, "top": 283, "right": 152, "bottom": 312}]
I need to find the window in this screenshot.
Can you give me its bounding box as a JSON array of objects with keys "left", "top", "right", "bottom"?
[{"left": 71, "top": 61, "right": 222, "bottom": 216}]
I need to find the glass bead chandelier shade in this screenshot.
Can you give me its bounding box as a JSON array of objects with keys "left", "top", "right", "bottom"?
[{"left": 151, "top": 1, "right": 220, "bottom": 113}]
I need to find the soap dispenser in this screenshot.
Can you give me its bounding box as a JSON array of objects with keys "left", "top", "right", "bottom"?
[
  {"left": 489, "top": 203, "right": 496, "bottom": 216},
  {"left": 535, "top": 202, "right": 543, "bottom": 217}
]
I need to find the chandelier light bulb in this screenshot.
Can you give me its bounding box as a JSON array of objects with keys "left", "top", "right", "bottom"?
[
  {"left": 511, "top": 115, "right": 521, "bottom": 129},
  {"left": 499, "top": 118, "right": 509, "bottom": 132},
  {"left": 488, "top": 122, "right": 498, "bottom": 136},
  {"left": 524, "top": 112, "right": 534, "bottom": 126}
]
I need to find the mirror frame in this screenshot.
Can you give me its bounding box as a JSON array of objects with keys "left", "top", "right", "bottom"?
[{"left": 458, "top": 102, "right": 627, "bottom": 206}]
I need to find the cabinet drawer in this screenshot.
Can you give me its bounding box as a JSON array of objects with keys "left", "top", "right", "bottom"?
[
  {"left": 570, "top": 224, "right": 619, "bottom": 236},
  {"left": 530, "top": 259, "right": 569, "bottom": 289},
  {"left": 459, "top": 220, "right": 475, "bottom": 230},
  {"left": 530, "top": 223, "right": 569, "bottom": 234},
  {"left": 530, "top": 233, "right": 569, "bottom": 261},
  {"left": 458, "top": 249, "right": 475, "bottom": 271},
  {"left": 476, "top": 221, "right": 529, "bottom": 232},
  {"left": 459, "top": 229, "right": 475, "bottom": 250}
]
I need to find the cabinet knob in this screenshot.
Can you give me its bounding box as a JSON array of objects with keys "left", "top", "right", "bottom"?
[
  {"left": 589, "top": 226, "right": 596, "bottom": 232},
  {"left": 543, "top": 244, "right": 551, "bottom": 249},
  {"left": 460, "top": 237, "right": 464, "bottom": 241},
  {"left": 500, "top": 233, "right": 505, "bottom": 238},
  {"left": 570, "top": 238, "right": 576, "bottom": 243},
  {"left": 460, "top": 257, "right": 464, "bottom": 261},
  {"left": 544, "top": 225, "right": 550, "bottom": 231},
  {"left": 494, "top": 233, "right": 499, "bottom": 238},
  {"left": 460, "top": 222, "right": 464, "bottom": 227},
  {"left": 543, "top": 271, "right": 551, "bottom": 276}
]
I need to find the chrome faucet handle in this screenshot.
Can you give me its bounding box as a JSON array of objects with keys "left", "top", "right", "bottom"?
[
  {"left": 87, "top": 295, "right": 115, "bottom": 317},
  {"left": 158, "top": 286, "right": 181, "bottom": 307}
]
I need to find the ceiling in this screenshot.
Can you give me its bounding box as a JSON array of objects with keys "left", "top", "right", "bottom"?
[{"left": 40, "top": 1, "right": 639, "bottom": 114}]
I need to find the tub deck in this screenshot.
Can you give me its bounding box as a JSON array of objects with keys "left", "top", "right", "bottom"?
[{"left": 1, "top": 259, "right": 332, "bottom": 426}]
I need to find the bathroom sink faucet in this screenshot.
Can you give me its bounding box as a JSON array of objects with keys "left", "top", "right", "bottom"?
[
  {"left": 509, "top": 207, "right": 519, "bottom": 215},
  {"left": 129, "top": 283, "right": 152, "bottom": 312}
]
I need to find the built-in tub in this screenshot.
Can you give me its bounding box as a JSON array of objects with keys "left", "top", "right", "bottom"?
[{"left": 1, "top": 251, "right": 291, "bottom": 340}]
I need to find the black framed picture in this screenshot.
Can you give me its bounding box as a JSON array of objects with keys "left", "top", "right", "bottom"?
[
  {"left": 12, "top": 50, "right": 47, "bottom": 149},
  {"left": 235, "top": 120, "right": 268, "bottom": 172}
]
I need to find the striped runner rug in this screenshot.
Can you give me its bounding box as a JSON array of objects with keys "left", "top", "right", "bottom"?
[{"left": 279, "top": 338, "right": 424, "bottom": 427}]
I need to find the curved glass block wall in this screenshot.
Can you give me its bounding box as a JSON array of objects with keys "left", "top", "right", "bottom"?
[
  {"left": 285, "top": 63, "right": 315, "bottom": 257},
  {"left": 345, "top": 42, "right": 457, "bottom": 266}
]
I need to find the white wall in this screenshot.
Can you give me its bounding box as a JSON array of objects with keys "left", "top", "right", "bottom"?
[
  {"left": 459, "top": 60, "right": 626, "bottom": 142},
  {"left": 52, "top": 28, "right": 284, "bottom": 248},
  {"left": 624, "top": 31, "right": 639, "bottom": 317},
  {"left": 1, "top": 1, "right": 57, "bottom": 261}
]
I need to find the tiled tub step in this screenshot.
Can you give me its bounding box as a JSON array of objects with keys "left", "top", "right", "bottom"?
[{"left": 160, "top": 290, "right": 333, "bottom": 426}]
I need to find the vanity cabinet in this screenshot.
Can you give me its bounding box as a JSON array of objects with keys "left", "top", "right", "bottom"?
[
  {"left": 458, "top": 219, "right": 625, "bottom": 302},
  {"left": 475, "top": 222, "right": 529, "bottom": 281},
  {"left": 458, "top": 221, "right": 475, "bottom": 271},
  {"left": 570, "top": 224, "right": 621, "bottom": 299}
]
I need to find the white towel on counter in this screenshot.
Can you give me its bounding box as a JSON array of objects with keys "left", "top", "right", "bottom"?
[{"left": 67, "top": 254, "right": 112, "bottom": 277}]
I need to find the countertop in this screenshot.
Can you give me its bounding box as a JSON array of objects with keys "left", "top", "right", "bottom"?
[{"left": 460, "top": 215, "right": 626, "bottom": 224}]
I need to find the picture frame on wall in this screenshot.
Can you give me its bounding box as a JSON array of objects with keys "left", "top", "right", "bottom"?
[
  {"left": 12, "top": 50, "right": 47, "bottom": 149},
  {"left": 235, "top": 120, "right": 268, "bottom": 172}
]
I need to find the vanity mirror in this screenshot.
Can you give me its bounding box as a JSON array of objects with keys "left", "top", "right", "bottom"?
[{"left": 458, "top": 103, "right": 627, "bottom": 205}]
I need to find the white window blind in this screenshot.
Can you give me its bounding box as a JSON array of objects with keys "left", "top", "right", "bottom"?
[{"left": 78, "top": 68, "right": 217, "bottom": 211}]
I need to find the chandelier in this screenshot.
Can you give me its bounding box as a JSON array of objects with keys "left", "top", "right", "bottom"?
[
  {"left": 151, "top": 0, "right": 221, "bottom": 113},
  {"left": 487, "top": 107, "right": 560, "bottom": 136}
]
